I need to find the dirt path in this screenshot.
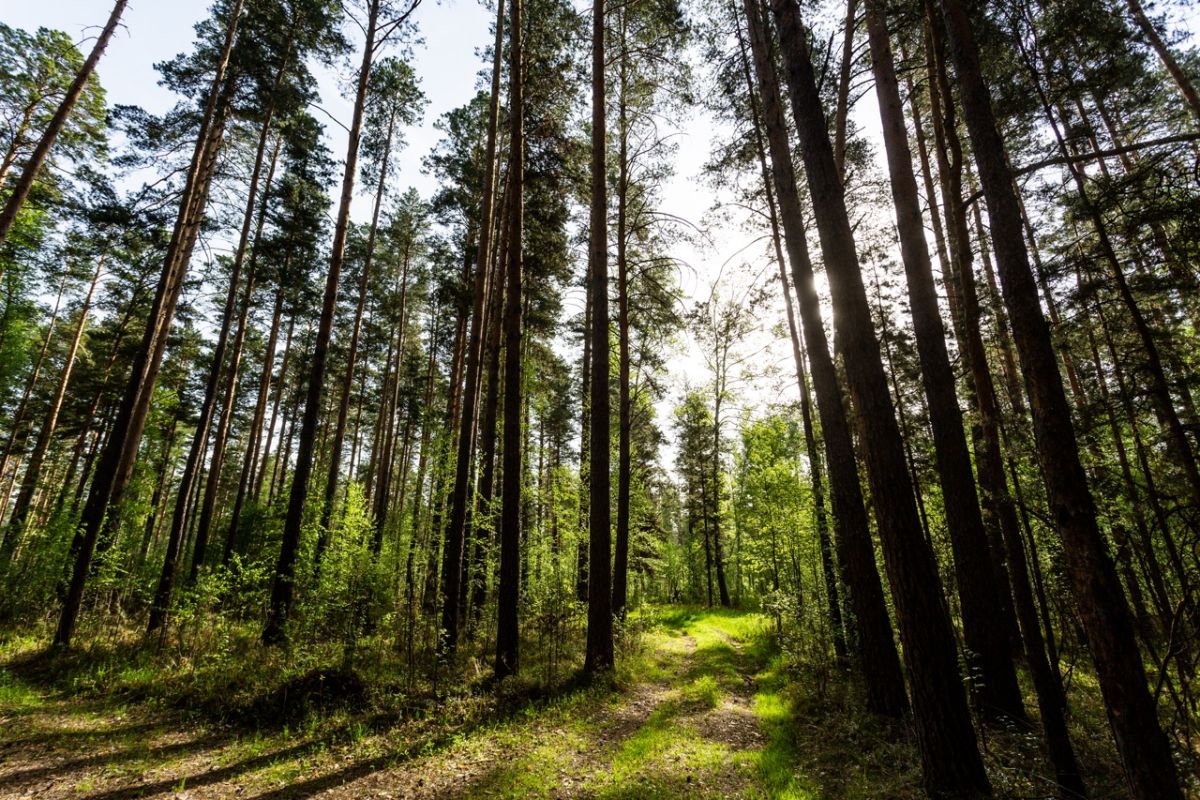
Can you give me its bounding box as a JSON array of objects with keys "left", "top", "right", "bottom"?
[{"left": 0, "top": 610, "right": 776, "bottom": 799}]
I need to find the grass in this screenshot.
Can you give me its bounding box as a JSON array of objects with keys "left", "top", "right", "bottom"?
[{"left": 0, "top": 604, "right": 1169, "bottom": 798}]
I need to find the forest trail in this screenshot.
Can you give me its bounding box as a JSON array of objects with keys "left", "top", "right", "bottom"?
[{"left": 0, "top": 608, "right": 830, "bottom": 800}]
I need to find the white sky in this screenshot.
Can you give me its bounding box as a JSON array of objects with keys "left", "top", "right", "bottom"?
[{"left": 6, "top": 0, "right": 1198, "bottom": 469}]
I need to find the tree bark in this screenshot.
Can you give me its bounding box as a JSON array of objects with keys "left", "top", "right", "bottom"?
[
  {"left": 937, "top": 0, "right": 1183, "bottom": 796},
  {"left": 770, "top": 0, "right": 989, "bottom": 793},
  {"left": 740, "top": 0, "right": 907, "bottom": 717},
  {"left": 584, "top": 0, "right": 614, "bottom": 675},
  {"left": 494, "top": 0, "right": 524, "bottom": 680}
]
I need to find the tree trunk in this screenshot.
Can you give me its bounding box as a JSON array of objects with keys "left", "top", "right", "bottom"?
[
  {"left": 148, "top": 110, "right": 278, "bottom": 632},
  {"left": 770, "top": 1, "right": 989, "bottom": 794},
  {"left": 739, "top": 33, "right": 845, "bottom": 655},
  {"left": 864, "top": 0, "right": 1024, "bottom": 723},
  {"left": 922, "top": 14, "right": 1085, "bottom": 793},
  {"left": 317, "top": 107, "right": 399, "bottom": 562},
  {"left": 1125, "top": 0, "right": 1200, "bottom": 124},
  {"left": 264, "top": 0, "right": 382, "bottom": 645},
  {"left": 0, "top": 274, "right": 68, "bottom": 523},
  {"left": 258, "top": 312, "right": 296, "bottom": 500},
  {"left": 0, "top": 0, "right": 128, "bottom": 251},
  {"left": 57, "top": 0, "right": 245, "bottom": 648},
  {"left": 440, "top": 0, "right": 505, "bottom": 655},
  {"left": 711, "top": 392, "right": 731, "bottom": 608},
  {"left": 494, "top": 0, "right": 524, "bottom": 680},
  {"left": 937, "top": 0, "right": 1183, "bottom": 796},
  {"left": 832, "top": 0, "right": 857, "bottom": 180},
  {"left": 0, "top": 258, "right": 101, "bottom": 565},
  {"left": 613, "top": 9, "right": 632, "bottom": 620},
  {"left": 740, "top": 0, "right": 908, "bottom": 718},
  {"left": 584, "top": 0, "right": 614, "bottom": 675},
  {"left": 576, "top": 252, "right": 592, "bottom": 604},
  {"left": 223, "top": 282, "right": 284, "bottom": 563}
]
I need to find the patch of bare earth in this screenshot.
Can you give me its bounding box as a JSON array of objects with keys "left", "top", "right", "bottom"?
[{"left": 315, "top": 635, "right": 699, "bottom": 799}]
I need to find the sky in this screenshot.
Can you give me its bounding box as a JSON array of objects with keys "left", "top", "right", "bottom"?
[{"left": 6, "top": 0, "right": 1199, "bottom": 467}]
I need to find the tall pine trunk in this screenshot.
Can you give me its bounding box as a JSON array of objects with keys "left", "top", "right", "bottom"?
[
  {"left": 148, "top": 109, "right": 279, "bottom": 632},
  {"left": 863, "top": 0, "right": 1024, "bottom": 723},
  {"left": 740, "top": 0, "right": 907, "bottom": 718},
  {"left": 937, "top": 0, "right": 1183, "bottom": 796},
  {"left": 57, "top": 0, "right": 245, "bottom": 648},
  {"left": 770, "top": 0, "right": 989, "bottom": 793},
  {"left": 584, "top": 0, "right": 614, "bottom": 674},
  {"left": 494, "top": 0, "right": 524, "bottom": 679},
  {"left": 439, "top": 0, "right": 505, "bottom": 655},
  {"left": 317, "top": 106, "right": 400, "bottom": 561},
  {"left": 264, "top": 0, "right": 383, "bottom": 644},
  {"left": 612, "top": 8, "right": 632, "bottom": 620}
]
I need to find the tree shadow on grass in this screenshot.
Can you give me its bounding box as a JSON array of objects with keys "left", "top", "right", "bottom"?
[{"left": 0, "top": 731, "right": 230, "bottom": 793}]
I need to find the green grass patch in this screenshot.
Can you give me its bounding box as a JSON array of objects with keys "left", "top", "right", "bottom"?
[{"left": 0, "top": 666, "right": 42, "bottom": 711}]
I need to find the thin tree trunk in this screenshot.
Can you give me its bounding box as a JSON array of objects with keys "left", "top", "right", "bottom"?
[
  {"left": 613, "top": 8, "right": 632, "bottom": 620},
  {"left": 440, "top": 0, "right": 505, "bottom": 655},
  {"left": 1016, "top": 32, "right": 1200, "bottom": 513},
  {"left": 318, "top": 106, "right": 400, "bottom": 559},
  {"left": 57, "top": 0, "right": 244, "bottom": 648},
  {"left": 0, "top": 274, "right": 68, "bottom": 522},
  {"left": 223, "top": 282, "right": 285, "bottom": 563},
  {"left": 832, "top": 0, "right": 857, "bottom": 180},
  {"left": 0, "top": 0, "right": 129, "bottom": 251},
  {"left": 1125, "top": 0, "right": 1200, "bottom": 124},
  {"left": 148, "top": 110, "right": 279, "bottom": 632},
  {"left": 576, "top": 252, "right": 592, "bottom": 603},
  {"left": 1, "top": 258, "right": 102, "bottom": 565},
  {"left": 258, "top": 312, "right": 296, "bottom": 499},
  {"left": 264, "top": 0, "right": 393, "bottom": 644}
]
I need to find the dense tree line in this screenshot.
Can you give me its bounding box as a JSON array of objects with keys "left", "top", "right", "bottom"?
[{"left": 0, "top": 0, "right": 1198, "bottom": 796}]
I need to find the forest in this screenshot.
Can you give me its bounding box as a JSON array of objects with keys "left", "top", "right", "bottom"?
[{"left": 0, "top": 0, "right": 1197, "bottom": 797}]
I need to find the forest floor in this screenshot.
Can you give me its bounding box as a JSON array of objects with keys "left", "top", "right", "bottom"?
[{"left": 0, "top": 606, "right": 1131, "bottom": 799}]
